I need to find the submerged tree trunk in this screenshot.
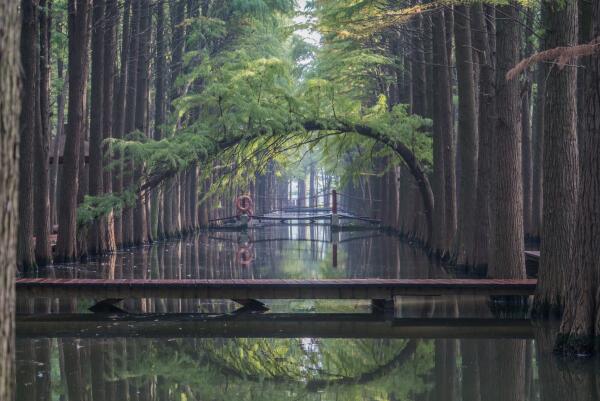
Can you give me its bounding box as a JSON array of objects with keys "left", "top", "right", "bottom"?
[
  {"left": 0, "top": 0, "right": 20, "bottom": 397},
  {"left": 555, "top": 0, "right": 600, "bottom": 356},
  {"left": 534, "top": 0, "right": 579, "bottom": 316},
  {"left": 488, "top": 2, "right": 525, "bottom": 279}
]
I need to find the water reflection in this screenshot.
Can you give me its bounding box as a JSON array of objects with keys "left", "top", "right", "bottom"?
[
  {"left": 16, "top": 333, "right": 600, "bottom": 401},
  {"left": 16, "top": 227, "right": 600, "bottom": 400}
]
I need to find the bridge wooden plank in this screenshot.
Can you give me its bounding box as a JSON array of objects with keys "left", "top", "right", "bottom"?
[{"left": 16, "top": 278, "right": 537, "bottom": 299}]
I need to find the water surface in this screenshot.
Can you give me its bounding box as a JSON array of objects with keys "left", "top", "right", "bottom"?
[{"left": 16, "top": 225, "right": 600, "bottom": 400}]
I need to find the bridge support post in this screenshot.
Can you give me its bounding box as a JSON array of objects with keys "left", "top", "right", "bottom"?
[
  {"left": 371, "top": 298, "right": 395, "bottom": 316},
  {"left": 331, "top": 231, "right": 339, "bottom": 268},
  {"left": 238, "top": 213, "right": 250, "bottom": 228},
  {"left": 331, "top": 189, "right": 340, "bottom": 229}
]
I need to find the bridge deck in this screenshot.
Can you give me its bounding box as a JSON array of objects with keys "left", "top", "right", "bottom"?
[{"left": 16, "top": 278, "right": 536, "bottom": 299}]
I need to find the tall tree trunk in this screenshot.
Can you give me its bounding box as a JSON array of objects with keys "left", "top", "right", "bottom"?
[
  {"left": 521, "top": 11, "right": 534, "bottom": 238},
  {"left": 534, "top": 0, "right": 579, "bottom": 316},
  {"left": 88, "top": 0, "right": 107, "bottom": 255},
  {"left": 555, "top": 0, "right": 600, "bottom": 356},
  {"left": 50, "top": 59, "right": 66, "bottom": 231},
  {"left": 153, "top": 0, "right": 167, "bottom": 239},
  {"left": 122, "top": 0, "right": 140, "bottom": 247},
  {"left": 444, "top": 7, "right": 457, "bottom": 251},
  {"left": 103, "top": 0, "right": 118, "bottom": 252},
  {"left": 164, "top": 0, "right": 186, "bottom": 238},
  {"left": 133, "top": 0, "right": 150, "bottom": 245},
  {"left": 488, "top": 2, "right": 525, "bottom": 279},
  {"left": 0, "top": 0, "right": 20, "bottom": 397},
  {"left": 471, "top": 4, "right": 495, "bottom": 268},
  {"left": 112, "top": 0, "right": 131, "bottom": 248},
  {"left": 431, "top": 8, "right": 451, "bottom": 255},
  {"left": 34, "top": 0, "right": 53, "bottom": 266},
  {"left": 55, "top": 0, "right": 91, "bottom": 263},
  {"left": 531, "top": 62, "right": 545, "bottom": 241},
  {"left": 18, "top": 0, "right": 39, "bottom": 270},
  {"left": 454, "top": 5, "right": 478, "bottom": 266}
]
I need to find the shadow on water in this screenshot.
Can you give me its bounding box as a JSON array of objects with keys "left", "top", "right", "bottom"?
[{"left": 15, "top": 226, "right": 600, "bottom": 400}]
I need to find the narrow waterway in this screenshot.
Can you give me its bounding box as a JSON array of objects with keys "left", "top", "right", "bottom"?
[{"left": 15, "top": 226, "right": 600, "bottom": 400}]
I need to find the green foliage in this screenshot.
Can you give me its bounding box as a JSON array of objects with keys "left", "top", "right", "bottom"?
[
  {"left": 87, "top": 0, "right": 433, "bottom": 219},
  {"left": 77, "top": 192, "right": 136, "bottom": 228}
]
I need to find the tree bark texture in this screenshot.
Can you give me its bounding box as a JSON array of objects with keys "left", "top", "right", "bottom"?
[
  {"left": 535, "top": 0, "right": 579, "bottom": 315},
  {"left": 88, "top": 0, "right": 107, "bottom": 255},
  {"left": 454, "top": 5, "right": 478, "bottom": 266},
  {"left": 556, "top": 0, "right": 600, "bottom": 356},
  {"left": 55, "top": 0, "right": 91, "bottom": 262},
  {"left": 0, "top": 0, "right": 20, "bottom": 397},
  {"left": 34, "top": 0, "right": 53, "bottom": 266},
  {"left": 489, "top": 2, "right": 526, "bottom": 279},
  {"left": 18, "top": 0, "right": 39, "bottom": 269}
]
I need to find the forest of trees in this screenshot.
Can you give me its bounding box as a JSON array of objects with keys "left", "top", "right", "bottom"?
[{"left": 1, "top": 0, "right": 600, "bottom": 398}]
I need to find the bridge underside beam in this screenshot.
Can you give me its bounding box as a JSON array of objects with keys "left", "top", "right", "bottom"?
[{"left": 16, "top": 313, "right": 534, "bottom": 339}]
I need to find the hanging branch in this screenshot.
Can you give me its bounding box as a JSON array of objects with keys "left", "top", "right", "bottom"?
[{"left": 507, "top": 38, "right": 600, "bottom": 81}]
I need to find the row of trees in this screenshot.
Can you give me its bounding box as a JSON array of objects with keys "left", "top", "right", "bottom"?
[{"left": 316, "top": 0, "right": 599, "bottom": 353}]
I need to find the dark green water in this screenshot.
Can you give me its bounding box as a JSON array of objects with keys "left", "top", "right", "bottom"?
[{"left": 15, "top": 226, "right": 600, "bottom": 400}]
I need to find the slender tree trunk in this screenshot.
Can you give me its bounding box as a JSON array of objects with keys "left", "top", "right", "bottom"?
[
  {"left": 534, "top": 0, "right": 579, "bottom": 316},
  {"left": 488, "top": 2, "right": 525, "bottom": 279},
  {"left": 0, "top": 0, "right": 20, "bottom": 397},
  {"left": 18, "top": 0, "right": 39, "bottom": 270},
  {"left": 431, "top": 8, "right": 451, "bottom": 255},
  {"left": 531, "top": 64, "right": 546, "bottom": 240},
  {"left": 122, "top": 0, "right": 140, "bottom": 247},
  {"left": 164, "top": 0, "right": 186, "bottom": 238},
  {"left": 103, "top": 0, "right": 118, "bottom": 252},
  {"left": 454, "top": 5, "right": 478, "bottom": 266},
  {"left": 444, "top": 7, "right": 458, "bottom": 251},
  {"left": 88, "top": 0, "right": 107, "bottom": 255},
  {"left": 555, "top": 0, "right": 600, "bottom": 356},
  {"left": 34, "top": 0, "right": 53, "bottom": 266},
  {"left": 112, "top": 0, "right": 131, "bottom": 248},
  {"left": 55, "top": 0, "right": 91, "bottom": 263},
  {"left": 521, "top": 11, "right": 534, "bottom": 238},
  {"left": 471, "top": 4, "right": 495, "bottom": 268},
  {"left": 153, "top": 0, "right": 167, "bottom": 239},
  {"left": 133, "top": 0, "right": 150, "bottom": 245},
  {"left": 50, "top": 59, "right": 66, "bottom": 230}
]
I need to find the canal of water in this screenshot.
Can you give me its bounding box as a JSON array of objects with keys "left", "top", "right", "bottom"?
[{"left": 15, "top": 225, "right": 600, "bottom": 400}]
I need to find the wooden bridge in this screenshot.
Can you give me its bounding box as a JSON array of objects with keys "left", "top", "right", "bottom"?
[
  {"left": 209, "top": 190, "right": 382, "bottom": 228},
  {"left": 16, "top": 278, "right": 536, "bottom": 300}
]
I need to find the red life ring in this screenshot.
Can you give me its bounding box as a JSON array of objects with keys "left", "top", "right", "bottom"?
[{"left": 236, "top": 195, "right": 254, "bottom": 215}]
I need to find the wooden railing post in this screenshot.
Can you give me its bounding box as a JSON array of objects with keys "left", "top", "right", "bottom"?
[{"left": 331, "top": 189, "right": 339, "bottom": 229}]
